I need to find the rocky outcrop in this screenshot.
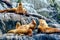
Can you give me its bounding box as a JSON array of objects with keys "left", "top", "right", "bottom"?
[{"left": 0, "top": 33, "right": 60, "bottom": 40}]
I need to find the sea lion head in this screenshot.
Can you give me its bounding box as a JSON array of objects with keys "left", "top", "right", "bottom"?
[
  {"left": 18, "top": 2, "right": 23, "bottom": 7},
  {"left": 29, "top": 20, "right": 36, "bottom": 30},
  {"left": 39, "top": 19, "right": 48, "bottom": 27}
]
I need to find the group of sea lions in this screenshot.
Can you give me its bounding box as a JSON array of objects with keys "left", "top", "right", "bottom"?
[
  {"left": 0, "top": 2, "right": 60, "bottom": 36},
  {"left": 8, "top": 19, "right": 60, "bottom": 36},
  {"left": 8, "top": 20, "right": 36, "bottom": 36}
]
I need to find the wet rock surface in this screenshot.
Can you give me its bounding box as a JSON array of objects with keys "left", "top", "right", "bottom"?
[{"left": 0, "top": 33, "right": 60, "bottom": 40}]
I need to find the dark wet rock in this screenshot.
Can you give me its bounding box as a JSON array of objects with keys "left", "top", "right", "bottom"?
[
  {"left": 1, "top": 33, "right": 35, "bottom": 40},
  {"left": 52, "top": 14, "right": 60, "bottom": 24},
  {"left": 1, "top": 33, "right": 60, "bottom": 40}
]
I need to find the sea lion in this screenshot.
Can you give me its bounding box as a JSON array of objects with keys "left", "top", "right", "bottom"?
[
  {"left": 38, "top": 19, "right": 60, "bottom": 33},
  {"left": 8, "top": 20, "right": 36, "bottom": 36},
  {"left": 0, "top": 2, "right": 27, "bottom": 14},
  {"left": 15, "top": 19, "right": 36, "bottom": 30}
]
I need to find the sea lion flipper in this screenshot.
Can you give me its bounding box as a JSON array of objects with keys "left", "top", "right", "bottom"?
[
  {"left": 8, "top": 30, "right": 15, "bottom": 33},
  {"left": 16, "top": 22, "right": 21, "bottom": 29}
]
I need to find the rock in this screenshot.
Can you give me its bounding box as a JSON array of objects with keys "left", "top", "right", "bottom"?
[
  {"left": 2, "top": 33, "right": 35, "bottom": 40},
  {"left": 1, "top": 33, "right": 60, "bottom": 40}
]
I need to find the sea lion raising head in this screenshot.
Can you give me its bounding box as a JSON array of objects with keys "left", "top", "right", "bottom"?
[
  {"left": 8, "top": 20, "right": 36, "bottom": 36},
  {"left": 38, "top": 19, "right": 60, "bottom": 33},
  {"left": 0, "top": 2, "right": 27, "bottom": 14}
]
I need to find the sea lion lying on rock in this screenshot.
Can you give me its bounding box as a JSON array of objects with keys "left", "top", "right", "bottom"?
[
  {"left": 8, "top": 20, "right": 36, "bottom": 36},
  {"left": 38, "top": 19, "right": 60, "bottom": 33},
  {"left": 0, "top": 2, "right": 27, "bottom": 14}
]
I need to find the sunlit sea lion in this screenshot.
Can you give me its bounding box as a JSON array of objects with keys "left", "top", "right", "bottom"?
[
  {"left": 8, "top": 20, "right": 36, "bottom": 36},
  {"left": 15, "top": 20, "right": 36, "bottom": 30},
  {"left": 0, "top": 2, "right": 27, "bottom": 14},
  {"left": 38, "top": 19, "right": 60, "bottom": 33}
]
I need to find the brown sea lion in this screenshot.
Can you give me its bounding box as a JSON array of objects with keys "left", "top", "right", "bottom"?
[
  {"left": 38, "top": 19, "right": 60, "bottom": 33},
  {"left": 8, "top": 20, "right": 36, "bottom": 36},
  {"left": 0, "top": 2, "right": 27, "bottom": 14}
]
